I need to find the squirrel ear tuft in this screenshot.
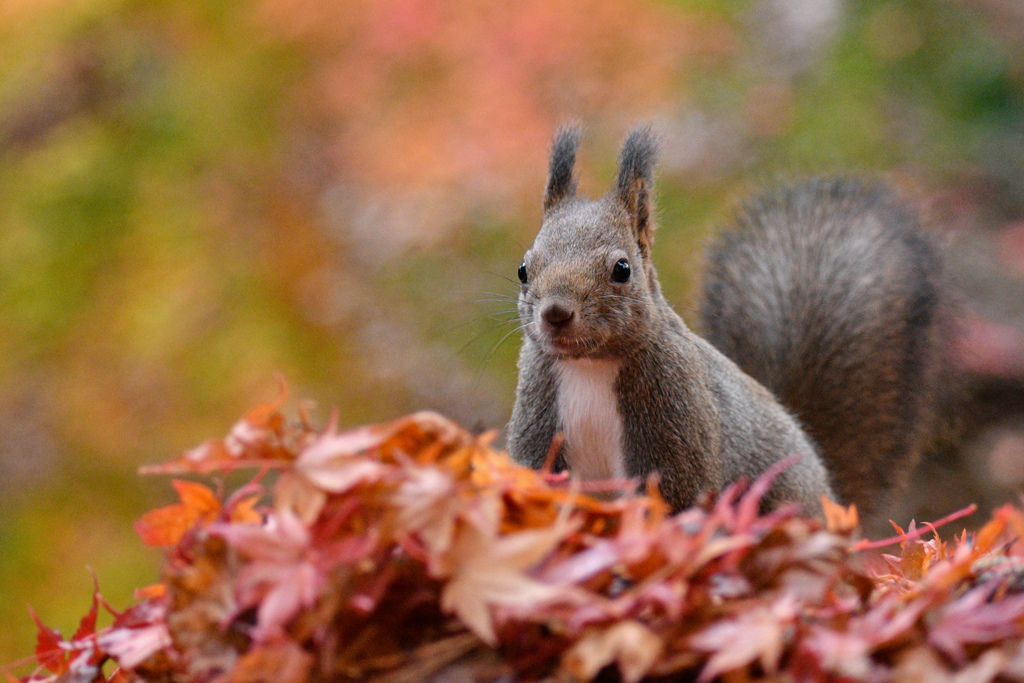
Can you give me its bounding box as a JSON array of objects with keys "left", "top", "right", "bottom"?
[
  {"left": 544, "top": 124, "right": 582, "bottom": 211},
  {"left": 615, "top": 124, "right": 659, "bottom": 254}
]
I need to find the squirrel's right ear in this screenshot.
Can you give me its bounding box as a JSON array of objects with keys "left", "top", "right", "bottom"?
[{"left": 544, "top": 124, "right": 582, "bottom": 212}]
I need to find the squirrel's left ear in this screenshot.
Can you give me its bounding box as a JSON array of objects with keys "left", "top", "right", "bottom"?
[{"left": 615, "top": 125, "right": 659, "bottom": 256}]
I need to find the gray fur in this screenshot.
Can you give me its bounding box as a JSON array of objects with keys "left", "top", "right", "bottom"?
[
  {"left": 544, "top": 124, "right": 583, "bottom": 212},
  {"left": 508, "top": 342, "right": 563, "bottom": 470},
  {"left": 615, "top": 125, "right": 658, "bottom": 264},
  {"left": 506, "top": 126, "right": 921, "bottom": 517},
  {"left": 700, "top": 178, "right": 950, "bottom": 522}
]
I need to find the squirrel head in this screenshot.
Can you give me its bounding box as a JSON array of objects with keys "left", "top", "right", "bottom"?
[{"left": 518, "top": 124, "right": 662, "bottom": 360}]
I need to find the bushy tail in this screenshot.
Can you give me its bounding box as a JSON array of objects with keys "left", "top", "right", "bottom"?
[{"left": 699, "top": 178, "right": 954, "bottom": 521}]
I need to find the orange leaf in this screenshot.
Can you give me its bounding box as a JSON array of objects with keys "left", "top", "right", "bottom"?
[
  {"left": 136, "top": 480, "right": 222, "bottom": 547},
  {"left": 975, "top": 510, "right": 1009, "bottom": 555},
  {"left": 229, "top": 641, "right": 313, "bottom": 683},
  {"left": 230, "top": 495, "right": 263, "bottom": 524},
  {"left": 565, "top": 621, "right": 664, "bottom": 683},
  {"left": 900, "top": 539, "right": 930, "bottom": 581},
  {"left": 241, "top": 375, "right": 289, "bottom": 431},
  {"left": 821, "top": 497, "right": 859, "bottom": 534},
  {"left": 134, "top": 583, "right": 167, "bottom": 601}
]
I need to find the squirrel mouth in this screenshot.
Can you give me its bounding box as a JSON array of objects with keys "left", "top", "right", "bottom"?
[{"left": 547, "top": 335, "right": 592, "bottom": 356}]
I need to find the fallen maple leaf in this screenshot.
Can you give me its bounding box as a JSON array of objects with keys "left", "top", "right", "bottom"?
[
  {"left": 392, "top": 459, "right": 460, "bottom": 562},
  {"left": 26, "top": 396, "right": 1024, "bottom": 683},
  {"left": 440, "top": 514, "right": 578, "bottom": 645},
  {"left": 690, "top": 594, "right": 799, "bottom": 682},
  {"left": 136, "top": 480, "right": 222, "bottom": 547},
  {"left": 563, "top": 621, "right": 664, "bottom": 683},
  {"left": 25, "top": 584, "right": 133, "bottom": 683},
  {"left": 294, "top": 424, "right": 389, "bottom": 492},
  {"left": 928, "top": 585, "right": 1024, "bottom": 663},
  {"left": 274, "top": 470, "right": 328, "bottom": 524},
  {"left": 28, "top": 608, "right": 67, "bottom": 676},
  {"left": 822, "top": 496, "right": 859, "bottom": 534},
  {"left": 212, "top": 510, "right": 328, "bottom": 641},
  {"left": 799, "top": 626, "right": 874, "bottom": 680},
  {"left": 96, "top": 624, "right": 172, "bottom": 670},
  {"left": 228, "top": 641, "right": 313, "bottom": 683}
]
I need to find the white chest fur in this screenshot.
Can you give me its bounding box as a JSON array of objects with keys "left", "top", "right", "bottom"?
[{"left": 555, "top": 358, "right": 625, "bottom": 481}]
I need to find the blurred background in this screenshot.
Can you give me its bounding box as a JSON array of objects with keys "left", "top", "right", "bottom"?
[{"left": 4, "top": 0, "right": 1024, "bottom": 660}]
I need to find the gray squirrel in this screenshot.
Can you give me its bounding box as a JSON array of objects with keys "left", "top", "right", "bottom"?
[{"left": 506, "top": 124, "right": 950, "bottom": 523}]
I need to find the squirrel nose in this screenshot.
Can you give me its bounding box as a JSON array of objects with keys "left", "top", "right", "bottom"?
[{"left": 541, "top": 301, "right": 575, "bottom": 329}]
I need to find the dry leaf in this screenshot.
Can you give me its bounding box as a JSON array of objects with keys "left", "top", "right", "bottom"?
[
  {"left": 440, "top": 516, "right": 575, "bottom": 645},
  {"left": 822, "top": 496, "right": 859, "bottom": 534},
  {"left": 23, "top": 398, "right": 1024, "bottom": 683},
  {"left": 564, "top": 621, "right": 663, "bottom": 683},
  {"left": 135, "top": 480, "right": 221, "bottom": 547},
  {"left": 690, "top": 595, "right": 798, "bottom": 682}
]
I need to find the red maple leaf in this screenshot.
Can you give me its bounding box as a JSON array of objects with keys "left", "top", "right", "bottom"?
[{"left": 28, "top": 608, "right": 67, "bottom": 676}]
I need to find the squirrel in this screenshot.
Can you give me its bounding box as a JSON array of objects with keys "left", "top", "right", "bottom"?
[{"left": 506, "top": 124, "right": 951, "bottom": 524}]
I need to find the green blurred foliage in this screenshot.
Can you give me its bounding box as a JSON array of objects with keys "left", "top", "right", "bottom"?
[{"left": 3, "top": 0, "right": 1024, "bottom": 662}]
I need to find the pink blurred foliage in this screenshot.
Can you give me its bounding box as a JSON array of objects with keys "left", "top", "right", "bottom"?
[{"left": 256, "top": 0, "right": 733, "bottom": 207}]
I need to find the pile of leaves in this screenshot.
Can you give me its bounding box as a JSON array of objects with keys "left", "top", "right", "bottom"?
[{"left": 14, "top": 388, "right": 1024, "bottom": 683}]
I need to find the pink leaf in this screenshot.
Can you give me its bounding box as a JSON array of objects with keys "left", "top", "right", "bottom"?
[
  {"left": 295, "top": 428, "right": 388, "bottom": 492},
  {"left": 252, "top": 562, "right": 324, "bottom": 641},
  {"left": 97, "top": 624, "right": 173, "bottom": 670},
  {"left": 928, "top": 586, "right": 1024, "bottom": 663},
  {"left": 213, "top": 510, "right": 310, "bottom": 563},
  {"left": 440, "top": 516, "right": 577, "bottom": 645},
  {"left": 691, "top": 595, "right": 799, "bottom": 682}
]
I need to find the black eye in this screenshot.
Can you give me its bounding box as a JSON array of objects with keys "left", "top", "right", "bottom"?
[
  {"left": 611, "top": 258, "right": 630, "bottom": 283},
  {"left": 518, "top": 262, "right": 528, "bottom": 284}
]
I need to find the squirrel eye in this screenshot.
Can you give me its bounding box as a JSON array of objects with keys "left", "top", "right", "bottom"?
[
  {"left": 518, "top": 262, "right": 528, "bottom": 284},
  {"left": 611, "top": 258, "right": 630, "bottom": 283}
]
